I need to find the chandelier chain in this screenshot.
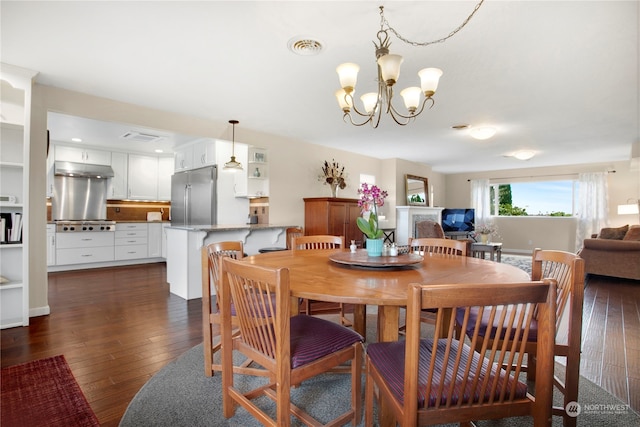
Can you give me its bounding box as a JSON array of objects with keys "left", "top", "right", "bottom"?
[{"left": 381, "top": 0, "right": 484, "bottom": 47}]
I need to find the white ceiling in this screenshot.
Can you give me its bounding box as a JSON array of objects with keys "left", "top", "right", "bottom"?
[{"left": 2, "top": 1, "right": 638, "bottom": 173}]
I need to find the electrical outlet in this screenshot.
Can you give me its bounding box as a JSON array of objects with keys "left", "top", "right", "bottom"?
[
  {"left": 528, "top": 240, "right": 532, "bottom": 245},
  {"left": 115, "top": 207, "right": 120, "bottom": 213}
]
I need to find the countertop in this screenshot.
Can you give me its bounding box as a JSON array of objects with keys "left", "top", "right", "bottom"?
[{"left": 166, "top": 224, "right": 298, "bottom": 232}]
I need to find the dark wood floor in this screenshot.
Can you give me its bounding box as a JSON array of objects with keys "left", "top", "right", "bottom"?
[{"left": 1, "top": 263, "right": 638, "bottom": 425}]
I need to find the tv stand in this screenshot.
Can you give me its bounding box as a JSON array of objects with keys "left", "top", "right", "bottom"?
[{"left": 445, "top": 231, "right": 475, "bottom": 240}]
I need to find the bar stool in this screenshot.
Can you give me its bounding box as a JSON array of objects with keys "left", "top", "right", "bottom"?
[{"left": 258, "top": 227, "right": 303, "bottom": 253}]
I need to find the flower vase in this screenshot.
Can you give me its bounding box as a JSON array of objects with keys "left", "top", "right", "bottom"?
[
  {"left": 366, "top": 238, "right": 383, "bottom": 257},
  {"left": 479, "top": 233, "right": 490, "bottom": 244},
  {"left": 330, "top": 182, "right": 338, "bottom": 198}
]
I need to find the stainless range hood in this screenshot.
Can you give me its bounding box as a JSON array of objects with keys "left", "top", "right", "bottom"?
[
  {"left": 52, "top": 161, "right": 114, "bottom": 221},
  {"left": 54, "top": 161, "right": 114, "bottom": 178}
]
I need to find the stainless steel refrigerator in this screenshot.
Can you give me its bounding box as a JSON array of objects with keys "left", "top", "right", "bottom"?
[{"left": 170, "top": 165, "right": 217, "bottom": 226}]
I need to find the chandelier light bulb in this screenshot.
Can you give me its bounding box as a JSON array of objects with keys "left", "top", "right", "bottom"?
[
  {"left": 336, "top": 63, "right": 360, "bottom": 92},
  {"left": 377, "top": 54, "right": 403, "bottom": 86},
  {"left": 360, "top": 92, "right": 379, "bottom": 114},
  {"left": 400, "top": 87, "right": 422, "bottom": 112},
  {"left": 418, "top": 68, "right": 443, "bottom": 97},
  {"left": 335, "top": 89, "right": 352, "bottom": 112}
]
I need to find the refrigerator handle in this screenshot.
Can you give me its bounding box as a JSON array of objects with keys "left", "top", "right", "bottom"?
[{"left": 184, "top": 184, "right": 190, "bottom": 225}]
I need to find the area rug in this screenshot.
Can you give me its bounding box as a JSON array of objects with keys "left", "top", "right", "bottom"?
[
  {"left": 1, "top": 355, "right": 100, "bottom": 427},
  {"left": 121, "top": 316, "right": 639, "bottom": 427},
  {"left": 500, "top": 253, "right": 533, "bottom": 276}
]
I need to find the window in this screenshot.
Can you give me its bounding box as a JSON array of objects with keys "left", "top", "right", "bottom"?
[{"left": 489, "top": 180, "right": 577, "bottom": 216}]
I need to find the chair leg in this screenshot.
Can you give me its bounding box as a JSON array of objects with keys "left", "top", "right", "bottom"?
[
  {"left": 352, "top": 343, "right": 363, "bottom": 425},
  {"left": 562, "top": 352, "right": 580, "bottom": 427},
  {"left": 365, "top": 360, "right": 374, "bottom": 427},
  {"left": 527, "top": 351, "right": 537, "bottom": 381}
]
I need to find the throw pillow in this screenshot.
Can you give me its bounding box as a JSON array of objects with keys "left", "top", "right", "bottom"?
[
  {"left": 623, "top": 225, "right": 640, "bottom": 241},
  {"left": 598, "top": 225, "right": 629, "bottom": 240}
]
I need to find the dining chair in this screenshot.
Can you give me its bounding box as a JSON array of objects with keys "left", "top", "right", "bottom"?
[
  {"left": 399, "top": 237, "right": 469, "bottom": 334},
  {"left": 219, "top": 256, "right": 364, "bottom": 427},
  {"left": 456, "top": 248, "right": 584, "bottom": 427},
  {"left": 201, "top": 241, "right": 268, "bottom": 377},
  {"left": 408, "top": 237, "right": 468, "bottom": 256},
  {"left": 291, "top": 234, "right": 351, "bottom": 326},
  {"left": 365, "top": 279, "right": 557, "bottom": 427}
]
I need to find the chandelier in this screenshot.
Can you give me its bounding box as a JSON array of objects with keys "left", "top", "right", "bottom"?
[{"left": 335, "top": 2, "right": 484, "bottom": 128}]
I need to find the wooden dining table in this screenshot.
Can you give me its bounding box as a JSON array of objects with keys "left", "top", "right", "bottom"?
[
  {"left": 246, "top": 248, "right": 530, "bottom": 340},
  {"left": 244, "top": 248, "right": 531, "bottom": 427}
]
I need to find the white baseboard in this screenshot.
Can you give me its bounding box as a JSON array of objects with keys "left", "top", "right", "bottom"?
[{"left": 30, "top": 305, "right": 51, "bottom": 317}]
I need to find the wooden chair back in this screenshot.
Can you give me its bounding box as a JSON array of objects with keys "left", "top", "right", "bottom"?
[
  {"left": 365, "top": 279, "right": 556, "bottom": 426},
  {"left": 291, "top": 234, "right": 344, "bottom": 251},
  {"left": 285, "top": 227, "right": 304, "bottom": 250},
  {"left": 201, "top": 241, "right": 267, "bottom": 377},
  {"left": 219, "top": 256, "right": 363, "bottom": 426},
  {"left": 531, "top": 248, "right": 584, "bottom": 426},
  {"left": 409, "top": 237, "right": 467, "bottom": 256}
]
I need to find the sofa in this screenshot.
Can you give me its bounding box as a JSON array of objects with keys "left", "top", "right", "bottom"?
[{"left": 578, "top": 224, "right": 640, "bottom": 280}]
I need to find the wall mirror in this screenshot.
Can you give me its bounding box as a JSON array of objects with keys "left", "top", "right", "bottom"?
[{"left": 405, "top": 174, "right": 428, "bottom": 206}]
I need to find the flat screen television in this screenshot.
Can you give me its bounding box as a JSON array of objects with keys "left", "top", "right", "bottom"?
[{"left": 441, "top": 208, "right": 475, "bottom": 233}]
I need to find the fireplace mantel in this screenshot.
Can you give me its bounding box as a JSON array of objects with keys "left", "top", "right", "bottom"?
[{"left": 396, "top": 206, "right": 445, "bottom": 245}]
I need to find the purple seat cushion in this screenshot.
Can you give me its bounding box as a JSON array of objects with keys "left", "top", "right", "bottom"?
[
  {"left": 455, "top": 307, "right": 539, "bottom": 342},
  {"left": 290, "top": 315, "right": 363, "bottom": 368},
  {"left": 367, "top": 338, "right": 528, "bottom": 408}
]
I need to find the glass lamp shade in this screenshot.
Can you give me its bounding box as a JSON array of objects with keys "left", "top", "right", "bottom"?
[
  {"left": 400, "top": 86, "right": 422, "bottom": 112},
  {"left": 336, "top": 63, "right": 360, "bottom": 92},
  {"left": 335, "top": 89, "right": 353, "bottom": 111},
  {"left": 418, "top": 67, "right": 443, "bottom": 97},
  {"left": 360, "top": 92, "right": 379, "bottom": 114},
  {"left": 469, "top": 126, "right": 497, "bottom": 140},
  {"left": 377, "top": 54, "right": 403, "bottom": 85}
]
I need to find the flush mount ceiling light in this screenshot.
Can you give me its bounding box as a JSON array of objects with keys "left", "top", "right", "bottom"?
[
  {"left": 513, "top": 150, "right": 536, "bottom": 160},
  {"left": 469, "top": 126, "right": 497, "bottom": 140},
  {"left": 224, "top": 119, "right": 243, "bottom": 170},
  {"left": 335, "top": 2, "right": 484, "bottom": 128}
]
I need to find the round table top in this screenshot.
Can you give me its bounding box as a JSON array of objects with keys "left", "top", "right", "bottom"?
[{"left": 246, "top": 249, "right": 530, "bottom": 306}]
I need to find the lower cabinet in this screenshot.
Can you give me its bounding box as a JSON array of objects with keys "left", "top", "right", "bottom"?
[
  {"left": 115, "top": 223, "right": 148, "bottom": 260},
  {"left": 56, "top": 232, "right": 115, "bottom": 265}
]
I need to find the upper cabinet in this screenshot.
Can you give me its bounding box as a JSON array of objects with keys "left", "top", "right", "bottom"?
[
  {"left": 174, "top": 139, "right": 216, "bottom": 171},
  {"left": 109, "top": 151, "right": 128, "bottom": 199},
  {"left": 127, "top": 154, "right": 158, "bottom": 200},
  {"left": 157, "top": 156, "right": 173, "bottom": 201},
  {"left": 54, "top": 144, "right": 111, "bottom": 165},
  {"left": 247, "top": 146, "right": 269, "bottom": 198}
]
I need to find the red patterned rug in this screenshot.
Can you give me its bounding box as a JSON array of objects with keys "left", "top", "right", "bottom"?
[{"left": 1, "top": 355, "right": 99, "bottom": 426}]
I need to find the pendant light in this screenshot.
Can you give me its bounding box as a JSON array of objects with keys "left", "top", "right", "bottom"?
[{"left": 224, "top": 119, "right": 243, "bottom": 170}]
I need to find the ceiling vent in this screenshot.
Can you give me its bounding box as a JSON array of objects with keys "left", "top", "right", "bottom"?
[
  {"left": 120, "top": 131, "right": 164, "bottom": 143},
  {"left": 287, "top": 36, "right": 324, "bottom": 56}
]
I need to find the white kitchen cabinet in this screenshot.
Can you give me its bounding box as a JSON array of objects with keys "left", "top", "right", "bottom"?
[
  {"left": 46, "top": 224, "right": 56, "bottom": 266},
  {"left": 127, "top": 154, "right": 158, "bottom": 200},
  {"left": 56, "top": 232, "right": 115, "bottom": 265},
  {"left": 115, "top": 223, "right": 148, "bottom": 260},
  {"left": 148, "top": 222, "right": 162, "bottom": 258},
  {"left": 157, "top": 156, "right": 173, "bottom": 201},
  {"left": 0, "top": 64, "right": 36, "bottom": 329},
  {"left": 192, "top": 139, "right": 216, "bottom": 168},
  {"left": 231, "top": 142, "right": 249, "bottom": 197},
  {"left": 161, "top": 222, "right": 170, "bottom": 259},
  {"left": 174, "top": 145, "right": 193, "bottom": 171},
  {"left": 109, "top": 151, "right": 128, "bottom": 199},
  {"left": 54, "top": 144, "right": 111, "bottom": 165}
]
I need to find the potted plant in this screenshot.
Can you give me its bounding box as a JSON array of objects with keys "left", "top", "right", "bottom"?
[
  {"left": 474, "top": 221, "right": 497, "bottom": 244},
  {"left": 356, "top": 183, "right": 388, "bottom": 257}
]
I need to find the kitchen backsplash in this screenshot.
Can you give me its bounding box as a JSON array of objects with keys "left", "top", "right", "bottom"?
[
  {"left": 249, "top": 197, "right": 269, "bottom": 224},
  {"left": 46, "top": 199, "right": 170, "bottom": 222}
]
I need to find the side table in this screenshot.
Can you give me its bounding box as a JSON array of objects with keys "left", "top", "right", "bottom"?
[{"left": 471, "top": 242, "right": 503, "bottom": 262}]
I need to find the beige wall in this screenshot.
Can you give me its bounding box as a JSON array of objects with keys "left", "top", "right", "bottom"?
[
  {"left": 28, "top": 84, "right": 637, "bottom": 315},
  {"left": 444, "top": 162, "right": 639, "bottom": 254}
]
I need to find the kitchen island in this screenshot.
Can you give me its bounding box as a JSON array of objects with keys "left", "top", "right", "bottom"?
[{"left": 165, "top": 224, "right": 298, "bottom": 300}]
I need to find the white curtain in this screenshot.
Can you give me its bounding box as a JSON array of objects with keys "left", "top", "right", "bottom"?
[
  {"left": 470, "top": 179, "right": 491, "bottom": 225},
  {"left": 576, "top": 172, "right": 609, "bottom": 251}
]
